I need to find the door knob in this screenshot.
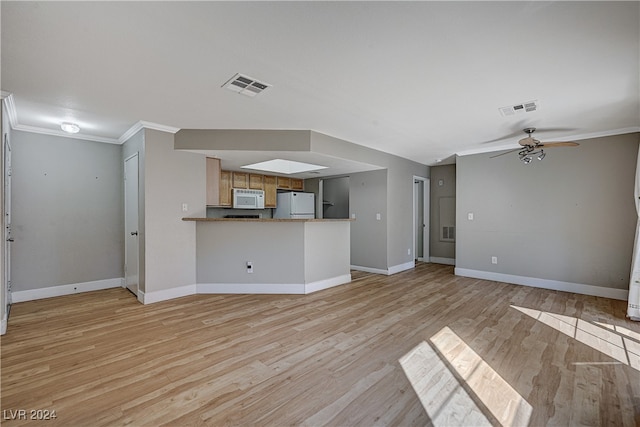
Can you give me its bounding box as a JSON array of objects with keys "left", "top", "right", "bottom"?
[{"left": 130, "top": 231, "right": 138, "bottom": 236}]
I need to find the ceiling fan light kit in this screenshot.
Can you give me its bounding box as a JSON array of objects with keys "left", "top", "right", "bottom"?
[{"left": 492, "top": 127, "right": 579, "bottom": 163}]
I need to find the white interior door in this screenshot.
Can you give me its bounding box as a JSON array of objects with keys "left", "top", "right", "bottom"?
[
  {"left": 4, "top": 133, "right": 12, "bottom": 316},
  {"left": 124, "top": 154, "right": 139, "bottom": 296}
]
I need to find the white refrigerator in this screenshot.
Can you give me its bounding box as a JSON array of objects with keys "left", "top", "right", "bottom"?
[{"left": 274, "top": 192, "right": 315, "bottom": 219}]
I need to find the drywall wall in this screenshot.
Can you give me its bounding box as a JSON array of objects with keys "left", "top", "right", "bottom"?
[
  {"left": 349, "top": 169, "right": 388, "bottom": 270},
  {"left": 430, "top": 164, "right": 456, "bottom": 261},
  {"left": 122, "top": 129, "right": 146, "bottom": 292},
  {"left": 310, "top": 131, "right": 429, "bottom": 271},
  {"left": 323, "top": 176, "right": 349, "bottom": 219},
  {"left": 456, "top": 133, "right": 639, "bottom": 293},
  {"left": 10, "top": 130, "right": 123, "bottom": 291},
  {"left": 143, "top": 129, "right": 206, "bottom": 293}
]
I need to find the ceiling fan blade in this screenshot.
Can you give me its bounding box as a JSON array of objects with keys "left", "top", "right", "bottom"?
[
  {"left": 490, "top": 147, "right": 522, "bottom": 158},
  {"left": 539, "top": 141, "right": 579, "bottom": 148}
]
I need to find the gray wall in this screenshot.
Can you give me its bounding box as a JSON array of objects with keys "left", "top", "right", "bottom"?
[
  {"left": 310, "top": 132, "right": 429, "bottom": 270},
  {"left": 430, "top": 164, "right": 456, "bottom": 260},
  {"left": 323, "top": 176, "right": 349, "bottom": 219},
  {"left": 456, "top": 133, "right": 639, "bottom": 290},
  {"left": 144, "top": 129, "right": 206, "bottom": 293},
  {"left": 11, "top": 131, "right": 123, "bottom": 291},
  {"left": 349, "top": 170, "right": 388, "bottom": 270}
]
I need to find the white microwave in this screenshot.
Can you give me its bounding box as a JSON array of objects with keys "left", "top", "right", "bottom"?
[{"left": 232, "top": 188, "right": 265, "bottom": 209}]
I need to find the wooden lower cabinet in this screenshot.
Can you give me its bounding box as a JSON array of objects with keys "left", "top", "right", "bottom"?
[{"left": 264, "top": 175, "right": 277, "bottom": 208}]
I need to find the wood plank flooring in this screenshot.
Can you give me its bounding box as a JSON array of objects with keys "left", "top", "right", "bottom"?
[{"left": 1, "top": 263, "right": 639, "bottom": 426}]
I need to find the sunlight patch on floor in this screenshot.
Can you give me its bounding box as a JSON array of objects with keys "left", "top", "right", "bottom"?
[
  {"left": 511, "top": 305, "right": 640, "bottom": 371},
  {"left": 399, "top": 327, "right": 532, "bottom": 426}
]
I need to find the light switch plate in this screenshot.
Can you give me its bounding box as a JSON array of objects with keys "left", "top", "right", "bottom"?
[{"left": 468, "top": 212, "right": 474, "bottom": 220}]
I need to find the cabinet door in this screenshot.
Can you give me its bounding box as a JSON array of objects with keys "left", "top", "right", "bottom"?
[
  {"left": 249, "top": 174, "right": 264, "bottom": 190},
  {"left": 277, "top": 176, "right": 291, "bottom": 189},
  {"left": 291, "top": 178, "right": 304, "bottom": 191},
  {"left": 264, "top": 175, "right": 277, "bottom": 208},
  {"left": 233, "top": 172, "right": 249, "bottom": 189},
  {"left": 219, "top": 170, "right": 232, "bottom": 206},
  {"left": 206, "top": 157, "right": 221, "bottom": 206}
]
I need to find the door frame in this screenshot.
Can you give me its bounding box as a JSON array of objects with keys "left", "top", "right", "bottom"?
[
  {"left": 413, "top": 176, "right": 430, "bottom": 262},
  {"left": 2, "top": 130, "right": 11, "bottom": 335},
  {"left": 124, "top": 153, "right": 139, "bottom": 298}
]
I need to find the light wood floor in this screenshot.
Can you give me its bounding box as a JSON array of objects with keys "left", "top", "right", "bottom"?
[{"left": 2, "top": 263, "right": 639, "bottom": 426}]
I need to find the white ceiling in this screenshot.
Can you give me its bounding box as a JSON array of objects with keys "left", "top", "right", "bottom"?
[{"left": 2, "top": 1, "right": 639, "bottom": 166}]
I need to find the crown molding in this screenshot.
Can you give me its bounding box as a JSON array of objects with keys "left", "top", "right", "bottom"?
[
  {"left": 2, "top": 94, "right": 19, "bottom": 128},
  {"left": 456, "top": 126, "right": 640, "bottom": 158},
  {"left": 118, "top": 120, "right": 180, "bottom": 144},
  {"left": 12, "top": 123, "right": 121, "bottom": 144}
]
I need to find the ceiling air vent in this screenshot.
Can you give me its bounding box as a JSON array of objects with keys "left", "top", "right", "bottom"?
[
  {"left": 223, "top": 73, "right": 271, "bottom": 97},
  {"left": 499, "top": 100, "right": 539, "bottom": 117}
]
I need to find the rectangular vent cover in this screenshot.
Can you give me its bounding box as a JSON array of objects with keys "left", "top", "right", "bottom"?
[
  {"left": 499, "top": 100, "right": 539, "bottom": 117},
  {"left": 441, "top": 226, "right": 455, "bottom": 242},
  {"left": 223, "top": 73, "right": 271, "bottom": 97}
]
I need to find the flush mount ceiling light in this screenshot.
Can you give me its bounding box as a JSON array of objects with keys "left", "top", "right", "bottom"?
[
  {"left": 222, "top": 73, "right": 271, "bottom": 97},
  {"left": 61, "top": 122, "right": 80, "bottom": 134},
  {"left": 241, "top": 159, "right": 327, "bottom": 175}
]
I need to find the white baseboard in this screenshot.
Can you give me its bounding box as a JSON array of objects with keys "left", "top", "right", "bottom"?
[
  {"left": 12, "top": 278, "right": 124, "bottom": 303},
  {"left": 196, "top": 274, "right": 352, "bottom": 296},
  {"left": 430, "top": 257, "right": 456, "bottom": 266},
  {"left": 351, "top": 265, "right": 389, "bottom": 275},
  {"left": 140, "top": 284, "right": 197, "bottom": 304},
  {"left": 1, "top": 314, "right": 6, "bottom": 335},
  {"left": 351, "top": 262, "right": 415, "bottom": 276},
  {"left": 389, "top": 261, "right": 415, "bottom": 275},
  {"left": 455, "top": 268, "right": 629, "bottom": 301},
  {"left": 305, "top": 274, "right": 352, "bottom": 293}
]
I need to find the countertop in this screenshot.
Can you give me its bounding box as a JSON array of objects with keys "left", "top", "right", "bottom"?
[{"left": 182, "top": 217, "right": 354, "bottom": 222}]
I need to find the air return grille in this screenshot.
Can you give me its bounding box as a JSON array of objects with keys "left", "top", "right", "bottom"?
[
  {"left": 223, "top": 73, "right": 271, "bottom": 97},
  {"left": 499, "top": 100, "right": 539, "bottom": 117}
]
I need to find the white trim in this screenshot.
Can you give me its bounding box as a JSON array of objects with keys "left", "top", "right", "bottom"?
[
  {"left": 118, "top": 120, "right": 180, "bottom": 144},
  {"left": 198, "top": 283, "right": 305, "bottom": 295},
  {"left": 350, "top": 262, "right": 415, "bottom": 276},
  {"left": 3, "top": 95, "right": 18, "bottom": 129},
  {"left": 389, "top": 261, "right": 415, "bottom": 275},
  {"left": 1, "top": 313, "right": 6, "bottom": 335},
  {"left": 455, "top": 268, "right": 629, "bottom": 301},
  {"left": 137, "top": 290, "right": 145, "bottom": 304},
  {"left": 140, "top": 284, "right": 197, "bottom": 304},
  {"left": 305, "top": 274, "right": 352, "bottom": 293},
  {"left": 11, "top": 278, "right": 123, "bottom": 303},
  {"left": 0, "top": 91, "right": 11, "bottom": 99},
  {"left": 11, "top": 123, "right": 120, "bottom": 144},
  {"left": 351, "top": 265, "right": 389, "bottom": 275},
  {"left": 430, "top": 257, "right": 456, "bottom": 266}
]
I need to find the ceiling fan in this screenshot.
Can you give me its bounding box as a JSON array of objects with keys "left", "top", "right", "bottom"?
[{"left": 491, "top": 127, "right": 579, "bottom": 164}]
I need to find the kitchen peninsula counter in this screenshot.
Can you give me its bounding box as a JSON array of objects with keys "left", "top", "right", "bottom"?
[{"left": 186, "top": 217, "right": 352, "bottom": 295}]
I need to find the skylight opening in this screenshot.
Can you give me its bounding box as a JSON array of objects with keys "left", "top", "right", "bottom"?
[{"left": 241, "top": 159, "right": 327, "bottom": 175}]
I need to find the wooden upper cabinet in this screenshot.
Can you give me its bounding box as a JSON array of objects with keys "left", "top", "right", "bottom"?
[
  {"left": 232, "top": 172, "right": 249, "bottom": 189},
  {"left": 277, "top": 177, "right": 291, "bottom": 189},
  {"left": 206, "top": 158, "right": 221, "bottom": 206},
  {"left": 249, "top": 174, "right": 264, "bottom": 190},
  {"left": 264, "top": 175, "right": 277, "bottom": 208},
  {"left": 291, "top": 178, "right": 304, "bottom": 191},
  {"left": 219, "top": 170, "right": 232, "bottom": 206}
]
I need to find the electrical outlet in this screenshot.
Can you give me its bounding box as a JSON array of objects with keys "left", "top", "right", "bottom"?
[
  {"left": 246, "top": 261, "right": 253, "bottom": 273},
  {"left": 376, "top": 213, "right": 381, "bottom": 220},
  {"left": 182, "top": 203, "right": 188, "bottom": 212},
  {"left": 468, "top": 212, "right": 474, "bottom": 221},
  {"left": 408, "top": 248, "right": 411, "bottom": 255},
  {"left": 491, "top": 256, "right": 498, "bottom": 264}
]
